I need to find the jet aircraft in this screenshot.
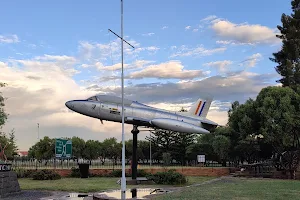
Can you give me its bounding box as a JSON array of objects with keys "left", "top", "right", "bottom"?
[{"left": 65, "top": 95, "right": 219, "bottom": 134}]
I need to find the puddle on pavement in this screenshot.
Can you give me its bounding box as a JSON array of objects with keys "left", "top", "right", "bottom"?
[
  {"left": 44, "top": 193, "right": 92, "bottom": 200},
  {"left": 43, "top": 188, "right": 171, "bottom": 199},
  {"left": 95, "top": 188, "right": 171, "bottom": 199}
]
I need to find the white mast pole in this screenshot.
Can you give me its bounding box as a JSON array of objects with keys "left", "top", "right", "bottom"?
[
  {"left": 108, "top": 2, "right": 134, "bottom": 198},
  {"left": 121, "top": 0, "right": 126, "bottom": 199}
]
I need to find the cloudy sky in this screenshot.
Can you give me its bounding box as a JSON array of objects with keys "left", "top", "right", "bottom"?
[{"left": 0, "top": 0, "right": 289, "bottom": 150}]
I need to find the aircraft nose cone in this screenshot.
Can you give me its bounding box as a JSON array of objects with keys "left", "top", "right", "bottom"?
[{"left": 65, "top": 101, "right": 74, "bottom": 109}]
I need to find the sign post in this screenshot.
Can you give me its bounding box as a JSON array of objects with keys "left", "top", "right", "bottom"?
[{"left": 55, "top": 138, "right": 72, "bottom": 158}]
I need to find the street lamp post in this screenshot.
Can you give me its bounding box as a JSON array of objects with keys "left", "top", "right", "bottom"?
[{"left": 37, "top": 123, "right": 39, "bottom": 140}]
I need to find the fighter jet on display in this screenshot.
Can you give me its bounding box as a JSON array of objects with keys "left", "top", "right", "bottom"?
[{"left": 65, "top": 95, "right": 219, "bottom": 134}]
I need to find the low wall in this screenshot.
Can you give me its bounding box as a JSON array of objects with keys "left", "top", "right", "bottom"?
[
  {"left": 54, "top": 167, "right": 232, "bottom": 177},
  {"left": 0, "top": 171, "right": 21, "bottom": 198}
]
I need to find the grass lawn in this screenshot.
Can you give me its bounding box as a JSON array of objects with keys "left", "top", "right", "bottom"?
[
  {"left": 18, "top": 176, "right": 213, "bottom": 193},
  {"left": 154, "top": 178, "right": 300, "bottom": 200}
]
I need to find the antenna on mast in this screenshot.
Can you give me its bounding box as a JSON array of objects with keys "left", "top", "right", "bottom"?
[{"left": 108, "top": 1, "right": 135, "bottom": 199}]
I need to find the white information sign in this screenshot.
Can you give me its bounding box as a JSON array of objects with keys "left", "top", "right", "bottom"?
[{"left": 197, "top": 155, "right": 205, "bottom": 163}]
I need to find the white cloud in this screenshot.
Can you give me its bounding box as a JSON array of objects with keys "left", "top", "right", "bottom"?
[
  {"left": 206, "top": 109, "right": 228, "bottom": 126},
  {"left": 34, "top": 54, "right": 76, "bottom": 62},
  {"left": 193, "top": 29, "right": 199, "bottom": 32},
  {"left": 78, "top": 39, "right": 159, "bottom": 63},
  {"left": 211, "top": 20, "right": 280, "bottom": 45},
  {"left": 96, "top": 60, "right": 153, "bottom": 71},
  {"left": 170, "top": 45, "right": 226, "bottom": 58},
  {"left": 146, "top": 46, "right": 159, "bottom": 51},
  {"left": 28, "top": 44, "right": 37, "bottom": 49},
  {"left": 203, "top": 60, "right": 233, "bottom": 73},
  {"left": 0, "top": 55, "right": 278, "bottom": 150},
  {"left": 241, "top": 53, "right": 263, "bottom": 67},
  {"left": 0, "top": 58, "right": 134, "bottom": 150},
  {"left": 0, "top": 61, "right": 91, "bottom": 116},
  {"left": 80, "top": 64, "right": 90, "bottom": 68},
  {"left": 161, "top": 26, "right": 168, "bottom": 30},
  {"left": 0, "top": 34, "right": 19, "bottom": 43},
  {"left": 201, "top": 15, "right": 218, "bottom": 22},
  {"left": 216, "top": 40, "right": 232, "bottom": 45},
  {"left": 78, "top": 41, "right": 95, "bottom": 60},
  {"left": 142, "top": 33, "right": 155, "bottom": 36},
  {"left": 185, "top": 26, "right": 191, "bottom": 30},
  {"left": 128, "top": 60, "right": 208, "bottom": 80},
  {"left": 65, "top": 68, "right": 81, "bottom": 76},
  {"left": 90, "top": 71, "right": 278, "bottom": 105},
  {"left": 97, "top": 62, "right": 129, "bottom": 71}
]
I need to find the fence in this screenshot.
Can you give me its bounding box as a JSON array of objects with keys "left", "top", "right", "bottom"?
[{"left": 8, "top": 159, "right": 235, "bottom": 170}]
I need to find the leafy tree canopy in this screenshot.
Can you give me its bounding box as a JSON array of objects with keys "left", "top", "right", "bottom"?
[{"left": 270, "top": 0, "right": 300, "bottom": 88}]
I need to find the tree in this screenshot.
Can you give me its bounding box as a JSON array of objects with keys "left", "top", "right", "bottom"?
[
  {"left": 101, "top": 137, "right": 121, "bottom": 165},
  {"left": 171, "top": 133, "right": 196, "bottom": 165},
  {"left": 186, "top": 133, "right": 218, "bottom": 164},
  {"left": 8, "top": 129, "right": 18, "bottom": 158},
  {"left": 0, "top": 83, "right": 8, "bottom": 129},
  {"left": 125, "top": 140, "right": 133, "bottom": 164},
  {"left": 270, "top": 0, "right": 300, "bottom": 89},
  {"left": 0, "top": 83, "right": 18, "bottom": 160},
  {"left": 256, "top": 86, "right": 300, "bottom": 179},
  {"left": 138, "top": 140, "right": 150, "bottom": 163},
  {"left": 28, "top": 136, "right": 55, "bottom": 161},
  {"left": 212, "top": 135, "right": 231, "bottom": 166},
  {"left": 147, "top": 129, "right": 176, "bottom": 161},
  {"left": 227, "top": 99, "right": 265, "bottom": 164},
  {"left": 0, "top": 131, "right": 18, "bottom": 160},
  {"left": 83, "top": 140, "right": 101, "bottom": 160},
  {"left": 71, "top": 137, "right": 86, "bottom": 159}
]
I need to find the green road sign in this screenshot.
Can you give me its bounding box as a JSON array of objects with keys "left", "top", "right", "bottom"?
[{"left": 55, "top": 138, "right": 72, "bottom": 158}]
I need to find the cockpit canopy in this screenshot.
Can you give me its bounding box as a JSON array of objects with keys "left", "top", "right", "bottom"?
[
  {"left": 87, "top": 96, "right": 98, "bottom": 101},
  {"left": 86, "top": 95, "right": 134, "bottom": 106}
]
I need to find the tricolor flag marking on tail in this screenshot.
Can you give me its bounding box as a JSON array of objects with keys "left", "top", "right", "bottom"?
[
  {"left": 194, "top": 101, "right": 206, "bottom": 116},
  {"left": 199, "top": 102, "right": 206, "bottom": 116},
  {"left": 187, "top": 96, "right": 213, "bottom": 118}
]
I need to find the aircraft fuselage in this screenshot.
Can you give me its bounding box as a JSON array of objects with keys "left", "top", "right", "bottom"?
[{"left": 65, "top": 95, "right": 218, "bottom": 134}]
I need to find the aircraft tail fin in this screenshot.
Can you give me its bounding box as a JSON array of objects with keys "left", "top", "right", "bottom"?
[{"left": 187, "top": 97, "right": 213, "bottom": 118}]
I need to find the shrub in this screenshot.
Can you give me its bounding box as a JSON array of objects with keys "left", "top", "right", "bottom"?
[
  {"left": 108, "top": 169, "right": 149, "bottom": 177},
  {"left": 32, "top": 169, "right": 61, "bottom": 180},
  {"left": 137, "top": 169, "right": 149, "bottom": 177},
  {"left": 146, "top": 169, "right": 187, "bottom": 185},
  {"left": 81, "top": 169, "right": 151, "bottom": 178},
  {"left": 14, "top": 168, "right": 36, "bottom": 178},
  {"left": 109, "top": 169, "right": 122, "bottom": 177},
  {"left": 69, "top": 167, "right": 81, "bottom": 178},
  {"left": 109, "top": 169, "right": 131, "bottom": 177},
  {"left": 162, "top": 152, "right": 172, "bottom": 166}
]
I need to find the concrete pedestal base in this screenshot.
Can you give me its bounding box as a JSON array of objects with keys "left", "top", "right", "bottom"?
[{"left": 0, "top": 171, "right": 21, "bottom": 198}]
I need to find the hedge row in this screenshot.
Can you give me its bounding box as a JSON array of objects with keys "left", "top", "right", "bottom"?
[
  {"left": 14, "top": 168, "right": 187, "bottom": 184},
  {"left": 14, "top": 168, "right": 61, "bottom": 180}
]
